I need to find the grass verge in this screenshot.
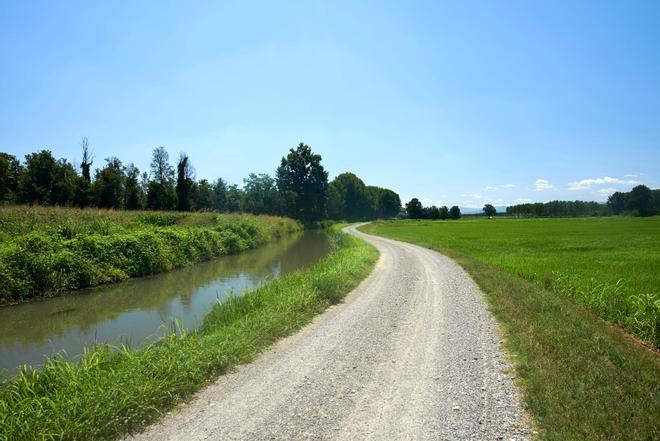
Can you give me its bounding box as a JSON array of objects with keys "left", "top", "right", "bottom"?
[
  {"left": 0, "top": 226, "right": 378, "bottom": 441},
  {"left": 361, "top": 221, "right": 659, "bottom": 440},
  {"left": 0, "top": 206, "right": 301, "bottom": 303}
]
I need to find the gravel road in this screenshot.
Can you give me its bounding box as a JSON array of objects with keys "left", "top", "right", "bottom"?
[{"left": 126, "top": 224, "right": 529, "bottom": 441}]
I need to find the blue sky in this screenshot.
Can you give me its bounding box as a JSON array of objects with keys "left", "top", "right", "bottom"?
[{"left": 1, "top": 0, "right": 658, "bottom": 208}]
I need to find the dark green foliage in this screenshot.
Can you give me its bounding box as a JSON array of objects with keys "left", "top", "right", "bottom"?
[
  {"left": 0, "top": 208, "right": 301, "bottom": 303},
  {"left": 405, "top": 198, "right": 424, "bottom": 219},
  {"left": 449, "top": 205, "right": 461, "bottom": 219},
  {"left": 276, "top": 143, "right": 328, "bottom": 223},
  {"left": 176, "top": 154, "right": 194, "bottom": 211},
  {"left": 124, "top": 164, "right": 144, "bottom": 210},
  {"left": 508, "top": 200, "right": 608, "bottom": 217},
  {"left": 483, "top": 203, "right": 496, "bottom": 217},
  {"left": 147, "top": 146, "right": 176, "bottom": 211},
  {"left": 21, "top": 149, "right": 59, "bottom": 204},
  {"left": 0, "top": 152, "right": 23, "bottom": 203},
  {"left": 439, "top": 205, "right": 449, "bottom": 220},
  {"left": 241, "top": 173, "right": 281, "bottom": 215},
  {"left": 0, "top": 228, "right": 378, "bottom": 441},
  {"left": 92, "top": 158, "right": 125, "bottom": 209},
  {"left": 377, "top": 188, "right": 402, "bottom": 218},
  {"left": 328, "top": 172, "right": 371, "bottom": 221},
  {"left": 425, "top": 205, "right": 440, "bottom": 219},
  {"left": 625, "top": 184, "right": 656, "bottom": 217}
]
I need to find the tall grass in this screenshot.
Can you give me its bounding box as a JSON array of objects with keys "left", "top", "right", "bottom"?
[
  {"left": 0, "top": 227, "right": 379, "bottom": 441},
  {"left": 0, "top": 207, "right": 300, "bottom": 303},
  {"left": 361, "top": 220, "right": 660, "bottom": 440},
  {"left": 362, "top": 217, "right": 660, "bottom": 346}
]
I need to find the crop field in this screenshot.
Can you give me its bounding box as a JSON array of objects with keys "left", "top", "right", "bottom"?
[
  {"left": 0, "top": 206, "right": 301, "bottom": 303},
  {"left": 363, "top": 217, "right": 660, "bottom": 346}
]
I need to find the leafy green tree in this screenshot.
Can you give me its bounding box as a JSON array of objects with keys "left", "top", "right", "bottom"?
[
  {"left": 406, "top": 198, "right": 424, "bottom": 219},
  {"left": 226, "top": 184, "right": 243, "bottom": 212},
  {"left": 483, "top": 203, "right": 496, "bottom": 217},
  {"left": 242, "top": 173, "right": 280, "bottom": 215},
  {"left": 212, "top": 178, "right": 228, "bottom": 211},
  {"left": 176, "top": 154, "right": 194, "bottom": 211},
  {"left": 377, "top": 189, "right": 401, "bottom": 218},
  {"left": 22, "top": 150, "right": 59, "bottom": 204},
  {"left": 607, "top": 192, "right": 626, "bottom": 215},
  {"left": 147, "top": 146, "right": 176, "bottom": 210},
  {"left": 439, "top": 205, "right": 449, "bottom": 220},
  {"left": 124, "top": 163, "right": 143, "bottom": 210},
  {"left": 449, "top": 205, "right": 461, "bottom": 219},
  {"left": 328, "top": 173, "right": 371, "bottom": 221},
  {"left": 93, "top": 158, "right": 125, "bottom": 209},
  {"left": 51, "top": 159, "right": 78, "bottom": 206},
  {"left": 194, "top": 179, "right": 214, "bottom": 210},
  {"left": 0, "top": 153, "right": 23, "bottom": 203},
  {"left": 427, "top": 205, "right": 440, "bottom": 219},
  {"left": 626, "top": 185, "right": 655, "bottom": 217},
  {"left": 276, "top": 143, "right": 328, "bottom": 223}
]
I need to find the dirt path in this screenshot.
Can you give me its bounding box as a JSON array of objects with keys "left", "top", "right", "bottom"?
[{"left": 126, "top": 224, "right": 529, "bottom": 440}]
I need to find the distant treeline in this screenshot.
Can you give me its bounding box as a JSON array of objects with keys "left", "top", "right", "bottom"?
[
  {"left": 403, "top": 197, "right": 462, "bottom": 220},
  {"left": 0, "top": 141, "right": 401, "bottom": 223},
  {"left": 506, "top": 185, "right": 660, "bottom": 218},
  {"left": 506, "top": 200, "right": 608, "bottom": 217}
]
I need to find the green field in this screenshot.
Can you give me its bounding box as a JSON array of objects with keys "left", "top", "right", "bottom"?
[
  {"left": 364, "top": 216, "right": 660, "bottom": 345},
  {"left": 362, "top": 218, "right": 660, "bottom": 440},
  {"left": 0, "top": 206, "right": 301, "bottom": 303}
]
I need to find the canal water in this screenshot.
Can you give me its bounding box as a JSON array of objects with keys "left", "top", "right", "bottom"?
[{"left": 0, "top": 231, "right": 331, "bottom": 375}]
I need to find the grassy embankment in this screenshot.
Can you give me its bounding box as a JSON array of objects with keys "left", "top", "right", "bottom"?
[
  {"left": 0, "top": 225, "right": 379, "bottom": 440},
  {"left": 0, "top": 206, "right": 301, "bottom": 304},
  {"left": 361, "top": 218, "right": 659, "bottom": 440}
]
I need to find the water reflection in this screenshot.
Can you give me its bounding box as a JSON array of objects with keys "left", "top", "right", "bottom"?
[{"left": 0, "top": 231, "right": 330, "bottom": 374}]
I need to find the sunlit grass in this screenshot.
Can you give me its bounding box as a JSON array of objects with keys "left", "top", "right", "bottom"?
[
  {"left": 361, "top": 219, "right": 660, "bottom": 440},
  {"left": 0, "top": 227, "right": 378, "bottom": 441},
  {"left": 0, "top": 206, "right": 301, "bottom": 303}
]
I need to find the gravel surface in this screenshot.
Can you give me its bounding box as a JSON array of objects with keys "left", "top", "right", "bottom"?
[{"left": 126, "top": 224, "right": 530, "bottom": 441}]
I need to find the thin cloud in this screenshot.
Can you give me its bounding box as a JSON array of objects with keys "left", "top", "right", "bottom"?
[
  {"left": 515, "top": 198, "right": 532, "bottom": 203},
  {"left": 597, "top": 188, "right": 619, "bottom": 196},
  {"left": 534, "top": 179, "right": 553, "bottom": 191},
  {"left": 501, "top": 184, "right": 516, "bottom": 188},
  {"left": 568, "top": 176, "right": 639, "bottom": 190},
  {"left": 484, "top": 186, "right": 497, "bottom": 191}
]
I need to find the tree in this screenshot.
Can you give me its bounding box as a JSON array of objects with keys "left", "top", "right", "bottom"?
[
  {"left": 276, "top": 143, "right": 328, "bottom": 223},
  {"left": 212, "top": 178, "right": 228, "bottom": 211},
  {"left": 51, "top": 159, "right": 78, "bottom": 206},
  {"left": 607, "top": 192, "right": 626, "bottom": 215},
  {"left": 626, "top": 185, "right": 655, "bottom": 217},
  {"left": 176, "top": 153, "right": 195, "bottom": 211},
  {"left": 124, "top": 163, "right": 143, "bottom": 210},
  {"left": 242, "top": 173, "right": 280, "bottom": 215},
  {"left": 439, "top": 205, "right": 449, "bottom": 220},
  {"left": 75, "top": 137, "right": 94, "bottom": 207},
  {"left": 377, "top": 189, "right": 401, "bottom": 219},
  {"left": 22, "top": 150, "right": 59, "bottom": 204},
  {"left": 226, "top": 184, "right": 243, "bottom": 212},
  {"left": 406, "top": 198, "right": 424, "bottom": 219},
  {"left": 0, "top": 153, "right": 23, "bottom": 203},
  {"left": 93, "top": 158, "right": 125, "bottom": 209},
  {"left": 194, "top": 179, "right": 214, "bottom": 210},
  {"left": 427, "top": 205, "right": 440, "bottom": 220},
  {"left": 147, "top": 146, "right": 176, "bottom": 210},
  {"left": 328, "top": 173, "right": 371, "bottom": 221},
  {"left": 449, "top": 205, "right": 461, "bottom": 219},
  {"left": 483, "top": 204, "right": 496, "bottom": 217}
]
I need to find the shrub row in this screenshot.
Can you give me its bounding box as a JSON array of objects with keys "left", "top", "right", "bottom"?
[{"left": 0, "top": 213, "right": 300, "bottom": 303}]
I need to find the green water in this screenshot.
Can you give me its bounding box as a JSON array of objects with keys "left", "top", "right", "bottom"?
[{"left": 0, "top": 231, "right": 331, "bottom": 374}]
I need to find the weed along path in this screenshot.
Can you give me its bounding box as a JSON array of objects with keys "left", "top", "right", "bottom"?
[{"left": 127, "top": 224, "right": 529, "bottom": 440}]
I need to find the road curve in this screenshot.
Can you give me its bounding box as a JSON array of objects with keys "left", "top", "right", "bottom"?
[{"left": 126, "top": 224, "right": 529, "bottom": 441}]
